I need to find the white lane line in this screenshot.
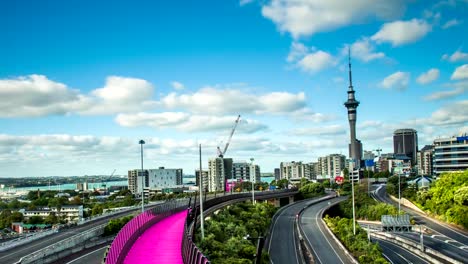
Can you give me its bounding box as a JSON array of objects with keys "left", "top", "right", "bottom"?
[
  {"left": 382, "top": 239, "right": 427, "bottom": 264},
  {"left": 380, "top": 243, "right": 413, "bottom": 264},
  {"left": 268, "top": 202, "right": 296, "bottom": 253},
  {"left": 315, "top": 200, "right": 345, "bottom": 264},
  {"left": 301, "top": 215, "right": 323, "bottom": 264},
  {"left": 66, "top": 245, "right": 108, "bottom": 264},
  {"left": 293, "top": 221, "right": 299, "bottom": 264},
  {"left": 382, "top": 253, "right": 395, "bottom": 264},
  {"left": 445, "top": 239, "right": 456, "bottom": 243},
  {"left": 460, "top": 246, "right": 468, "bottom": 249}
]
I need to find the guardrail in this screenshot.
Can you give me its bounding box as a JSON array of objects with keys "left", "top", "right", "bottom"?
[
  {"left": 0, "top": 229, "right": 58, "bottom": 253},
  {"left": 104, "top": 199, "right": 189, "bottom": 264},
  {"left": 182, "top": 189, "right": 298, "bottom": 264},
  {"left": 17, "top": 224, "right": 106, "bottom": 264}
]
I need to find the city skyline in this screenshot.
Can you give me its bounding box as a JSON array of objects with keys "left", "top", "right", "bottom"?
[{"left": 1, "top": 0, "right": 467, "bottom": 177}]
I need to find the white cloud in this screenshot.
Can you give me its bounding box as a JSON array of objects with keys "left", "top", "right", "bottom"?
[
  {"left": 423, "top": 100, "right": 468, "bottom": 126},
  {"left": 417, "top": 68, "right": 440, "bottom": 84},
  {"left": 345, "top": 37, "right": 385, "bottom": 62},
  {"left": 84, "top": 76, "right": 155, "bottom": 115},
  {"left": 442, "top": 50, "right": 468, "bottom": 62},
  {"left": 0, "top": 75, "right": 157, "bottom": 117},
  {"left": 424, "top": 88, "right": 465, "bottom": 101},
  {"left": 160, "top": 86, "right": 307, "bottom": 114},
  {"left": 442, "top": 18, "right": 462, "bottom": 29},
  {"left": 298, "top": 50, "right": 336, "bottom": 73},
  {"left": 115, "top": 113, "right": 268, "bottom": 133},
  {"left": 381, "top": 71, "right": 410, "bottom": 90},
  {"left": 170, "top": 81, "right": 185, "bottom": 90},
  {"left": 424, "top": 81, "right": 468, "bottom": 101},
  {"left": 287, "top": 43, "right": 336, "bottom": 73},
  {"left": 291, "top": 124, "right": 346, "bottom": 136},
  {"left": 0, "top": 75, "right": 89, "bottom": 117},
  {"left": 261, "top": 0, "right": 405, "bottom": 38},
  {"left": 371, "top": 19, "right": 432, "bottom": 46},
  {"left": 451, "top": 64, "right": 468, "bottom": 80}
]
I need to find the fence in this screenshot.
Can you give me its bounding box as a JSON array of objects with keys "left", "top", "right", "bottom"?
[
  {"left": 104, "top": 199, "right": 189, "bottom": 264},
  {"left": 181, "top": 189, "right": 298, "bottom": 264}
]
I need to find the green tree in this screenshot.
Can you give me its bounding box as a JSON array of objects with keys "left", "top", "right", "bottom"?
[{"left": 28, "top": 216, "right": 44, "bottom": 224}]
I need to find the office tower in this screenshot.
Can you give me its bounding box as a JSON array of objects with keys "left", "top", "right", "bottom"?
[{"left": 393, "top": 128, "right": 418, "bottom": 165}]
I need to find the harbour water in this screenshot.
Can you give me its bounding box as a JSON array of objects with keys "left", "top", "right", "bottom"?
[{"left": 1, "top": 176, "right": 276, "bottom": 193}]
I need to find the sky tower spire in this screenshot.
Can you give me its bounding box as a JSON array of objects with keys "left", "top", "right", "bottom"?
[{"left": 344, "top": 47, "right": 362, "bottom": 166}]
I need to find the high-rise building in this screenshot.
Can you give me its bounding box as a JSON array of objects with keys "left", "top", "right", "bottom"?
[
  {"left": 344, "top": 50, "right": 362, "bottom": 166},
  {"left": 393, "top": 129, "right": 418, "bottom": 165},
  {"left": 417, "top": 145, "right": 434, "bottom": 176},
  {"left": 317, "top": 154, "right": 346, "bottom": 179},
  {"left": 433, "top": 136, "right": 468, "bottom": 175},
  {"left": 195, "top": 169, "right": 208, "bottom": 191},
  {"left": 303, "top": 162, "right": 318, "bottom": 181},
  {"left": 128, "top": 168, "right": 182, "bottom": 194},
  {"left": 128, "top": 169, "right": 149, "bottom": 195},
  {"left": 232, "top": 162, "right": 260, "bottom": 182},
  {"left": 147, "top": 167, "right": 183, "bottom": 190},
  {"left": 280, "top": 161, "right": 304, "bottom": 181},
  {"left": 208, "top": 158, "right": 233, "bottom": 192},
  {"left": 274, "top": 168, "right": 280, "bottom": 180}
]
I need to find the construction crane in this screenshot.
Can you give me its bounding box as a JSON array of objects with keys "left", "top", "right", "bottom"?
[
  {"left": 102, "top": 169, "right": 116, "bottom": 193},
  {"left": 217, "top": 115, "right": 241, "bottom": 158}
]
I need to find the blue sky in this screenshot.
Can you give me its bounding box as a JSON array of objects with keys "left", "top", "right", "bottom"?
[{"left": 0, "top": 0, "right": 467, "bottom": 177}]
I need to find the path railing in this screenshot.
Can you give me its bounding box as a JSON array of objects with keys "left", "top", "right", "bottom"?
[
  {"left": 104, "top": 199, "right": 188, "bottom": 264},
  {"left": 182, "top": 189, "right": 298, "bottom": 264}
]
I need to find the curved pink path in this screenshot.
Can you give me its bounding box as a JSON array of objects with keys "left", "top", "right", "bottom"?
[{"left": 124, "top": 210, "right": 188, "bottom": 264}]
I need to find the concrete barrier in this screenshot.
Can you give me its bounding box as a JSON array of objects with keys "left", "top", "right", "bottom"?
[
  {"left": 0, "top": 229, "right": 58, "bottom": 252},
  {"left": 370, "top": 232, "right": 462, "bottom": 264},
  {"left": 388, "top": 195, "right": 426, "bottom": 214},
  {"left": 17, "top": 224, "right": 107, "bottom": 264}
]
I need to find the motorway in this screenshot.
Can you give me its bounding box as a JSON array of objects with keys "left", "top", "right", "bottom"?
[
  {"left": 373, "top": 238, "right": 429, "bottom": 264},
  {"left": 372, "top": 184, "right": 468, "bottom": 263},
  {"left": 300, "top": 196, "right": 352, "bottom": 264},
  {"left": 268, "top": 194, "right": 338, "bottom": 264},
  {"left": 374, "top": 185, "right": 468, "bottom": 245},
  {"left": 0, "top": 202, "right": 166, "bottom": 264}
]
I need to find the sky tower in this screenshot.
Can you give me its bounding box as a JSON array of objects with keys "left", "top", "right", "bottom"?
[{"left": 344, "top": 48, "right": 362, "bottom": 167}]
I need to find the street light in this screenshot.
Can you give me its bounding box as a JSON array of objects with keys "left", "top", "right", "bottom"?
[
  {"left": 139, "top": 139, "right": 145, "bottom": 213},
  {"left": 250, "top": 158, "right": 255, "bottom": 205},
  {"left": 243, "top": 234, "right": 264, "bottom": 264}
]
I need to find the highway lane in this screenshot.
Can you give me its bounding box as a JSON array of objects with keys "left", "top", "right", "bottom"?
[
  {"left": 374, "top": 185, "right": 468, "bottom": 246},
  {"left": 300, "top": 196, "right": 352, "bottom": 264},
  {"left": 0, "top": 201, "right": 169, "bottom": 264},
  {"left": 268, "top": 194, "right": 336, "bottom": 264},
  {"left": 397, "top": 232, "right": 468, "bottom": 263},
  {"left": 65, "top": 245, "right": 107, "bottom": 264},
  {"left": 373, "top": 238, "right": 430, "bottom": 264}
]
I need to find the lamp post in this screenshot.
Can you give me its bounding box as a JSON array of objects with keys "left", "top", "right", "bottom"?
[
  {"left": 243, "top": 234, "right": 264, "bottom": 264},
  {"left": 199, "top": 144, "right": 205, "bottom": 240},
  {"left": 139, "top": 140, "right": 145, "bottom": 213},
  {"left": 250, "top": 158, "right": 255, "bottom": 205}
]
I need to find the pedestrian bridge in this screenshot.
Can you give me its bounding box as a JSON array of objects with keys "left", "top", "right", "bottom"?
[{"left": 103, "top": 190, "right": 298, "bottom": 264}]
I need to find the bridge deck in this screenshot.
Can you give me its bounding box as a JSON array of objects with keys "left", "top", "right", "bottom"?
[{"left": 124, "top": 210, "right": 188, "bottom": 264}]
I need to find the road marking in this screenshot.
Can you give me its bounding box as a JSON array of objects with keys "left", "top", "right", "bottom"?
[
  {"left": 315, "top": 200, "right": 345, "bottom": 264},
  {"left": 382, "top": 253, "right": 395, "bottom": 264},
  {"left": 268, "top": 202, "right": 296, "bottom": 253},
  {"left": 460, "top": 246, "right": 468, "bottom": 249},
  {"left": 445, "top": 239, "right": 456, "bottom": 243},
  {"left": 66, "top": 245, "right": 108, "bottom": 264}
]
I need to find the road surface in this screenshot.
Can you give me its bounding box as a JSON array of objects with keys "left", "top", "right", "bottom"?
[
  {"left": 268, "top": 194, "right": 336, "bottom": 264},
  {"left": 299, "top": 196, "right": 352, "bottom": 264}
]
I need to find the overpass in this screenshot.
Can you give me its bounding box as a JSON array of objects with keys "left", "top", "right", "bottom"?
[{"left": 103, "top": 189, "right": 298, "bottom": 264}]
